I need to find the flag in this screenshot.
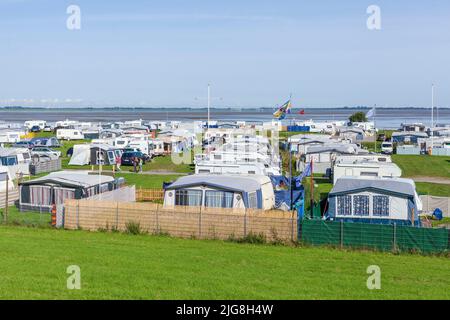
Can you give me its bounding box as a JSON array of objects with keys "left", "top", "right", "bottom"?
[
  {"left": 273, "top": 100, "right": 292, "bottom": 119},
  {"left": 366, "top": 107, "right": 375, "bottom": 118},
  {"left": 298, "top": 109, "right": 305, "bottom": 115},
  {"left": 295, "top": 162, "right": 312, "bottom": 187}
]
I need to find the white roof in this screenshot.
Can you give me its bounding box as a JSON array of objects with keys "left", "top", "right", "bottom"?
[
  {"left": 21, "top": 171, "right": 115, "bottom": 188},
  {"left": 166, "top": 174, "right": 271, "bottom": 193},
  {"left": 330, "top": 177, "right": 416, "bottom": 197}
]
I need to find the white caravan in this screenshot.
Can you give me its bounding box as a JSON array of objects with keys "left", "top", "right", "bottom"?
[
  {"left": 56, "top": 129, "right": 85, "bottom": 140},
  {"left": 333, "top": 160, "right": 402, "bottom": 184},
  {"left": 24, "top": 120, "right": 46, "bottom": 130},
  {"left": 0, "top": 167, "right": 14, "bottom": 192}
]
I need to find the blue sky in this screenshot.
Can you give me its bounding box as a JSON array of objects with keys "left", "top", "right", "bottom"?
[{"left": 0, "top": 0, "right": 449, "bottom": 108}]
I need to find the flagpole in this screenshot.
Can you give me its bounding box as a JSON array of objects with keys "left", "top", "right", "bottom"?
[
  {"left": 310, "top": 158, "right": 314, "bottom": 218},
  {"left": 374, "top": 104, "right": 377, "bottom": 153},
  {"left": 431, "top": 84, "right": 434, "bottom": 151}
]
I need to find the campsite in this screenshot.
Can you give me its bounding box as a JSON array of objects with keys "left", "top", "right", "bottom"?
[{"left": 2, "top": 0, "right": 450, "bottom": 307}]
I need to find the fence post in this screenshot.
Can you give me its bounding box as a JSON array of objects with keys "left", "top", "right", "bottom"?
[
  {"left": 291, "top": 210, "right": 295, "bottom": 242},
  {"left": 244, "top": 208, "right": 247, "bottom": 237},
  {"left": 198, "top": 206, "right": 202, "bottom": 239},
  {"left": 340, "top": 220, "right": 344, "bottom": 248},
  {"left": 155, "top": 204, "right": 160, "bottom": 234},
  {"left": 393, "top": 223, "right": 397, "bottom": 252},
  {"left": 4, "top": 178, "right": 9, "bottom": 223},
  {"left": 76, "top": 201, "right": 80, "bottom": 229},
  {"left": 115, "top": 202, "right": 119, "bottom": 230}
]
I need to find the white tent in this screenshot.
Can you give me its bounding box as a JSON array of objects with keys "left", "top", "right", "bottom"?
[
  {"left": 69, "top": 144, "right": 91, "bottom": 166},
  {"left": 0, "top": 167, "right": 14, "bottom": 192}
]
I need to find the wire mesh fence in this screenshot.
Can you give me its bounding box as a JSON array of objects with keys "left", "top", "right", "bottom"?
[{"left": 300, "top": 220, "right": 449, "bottom": 253}]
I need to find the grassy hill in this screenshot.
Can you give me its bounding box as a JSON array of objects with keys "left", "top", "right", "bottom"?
[{"left": 0, "top": 226, "right": 448, "bottom": 300}]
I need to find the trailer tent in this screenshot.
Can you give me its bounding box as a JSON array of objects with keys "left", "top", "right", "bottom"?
[
  {"left": 19, "top": 171, "right": 121, "bottom": 212},
  {"left": 163, "top": 174, "right": 275, "bottom": 210},
  {"left": 327, "top": 177, "right": 422, "bottom": 226}
]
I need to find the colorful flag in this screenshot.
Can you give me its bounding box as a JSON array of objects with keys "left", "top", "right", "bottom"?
[
  {"left": 366, "top": 107, "right": 375, "bottom": 118},
  {"left": 273, "top": 100, "right": 292, "bottom": 119}
]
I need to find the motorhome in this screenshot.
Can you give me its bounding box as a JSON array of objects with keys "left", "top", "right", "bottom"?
[{"left": 56, "top": 129, "right": 85, "bottom": 140}]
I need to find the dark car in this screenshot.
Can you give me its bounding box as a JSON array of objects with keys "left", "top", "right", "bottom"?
[
  {"left": 121, "top": 151, "right": 147, "bottom": 166},
  {"left": 12, "top": 140, "right": 35, "bottom": 149},
  {"left": 30, "top": 125, "right": 41, "bottom": 133},
  {"left": 377, "top": 133, "right": 386, "bottom": 142}
]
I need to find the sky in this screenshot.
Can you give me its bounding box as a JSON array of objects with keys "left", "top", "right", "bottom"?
[{"left": 0, "top": 0, "right": 449, "bottom": 108}]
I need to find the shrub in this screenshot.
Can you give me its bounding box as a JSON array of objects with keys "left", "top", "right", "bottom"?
[{"left": 125, "top": 221, "right": 143, "bottom": 235}]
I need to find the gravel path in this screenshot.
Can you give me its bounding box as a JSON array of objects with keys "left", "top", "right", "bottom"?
[{"left": 411, "top": 176, "right": 450, "bottom": 185}]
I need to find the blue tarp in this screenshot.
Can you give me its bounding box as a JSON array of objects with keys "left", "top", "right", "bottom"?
[
  {"left": 287, "top": 125, "right": 310, "bottom": 132},
  {"left": 270, "top": 175, "right": 305, "bottom": 210}
]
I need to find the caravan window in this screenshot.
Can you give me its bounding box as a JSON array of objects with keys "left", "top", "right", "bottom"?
[
  {"left": 337, "top": 195, "right": 352, "bottom": 216},
  {"left": 1, "top": 156, "right": 17, "bottom": 166},
  {"left": 353, "top": 195, "right": 369, "bottom": 216},
  {"left": 175, "top": 189, "right": 202, "bottom": 206},
  {"left": 205, "top": 191, "right": 233, "bottom": 208},
  {"left": 373, "top": 196, "right": 389, "bottom": 216},
  {"left": 0, "top": 172, "right": 7, "bottom": 182},
  {"left": 248, "top": 192, "right": 258, "bottom": 209},
  {"left": 360, "top": 172, "right": 378, "bottom": 177},
  {"left": 107, "top": 151, "right": 115, "bottom": 163}
]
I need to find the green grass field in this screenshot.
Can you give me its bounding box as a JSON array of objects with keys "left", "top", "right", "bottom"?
[
  {"left": 415, "top": 182, "right": 450, "bottom": 197},
  {"left": 116, "top": 173, "right": 183, "bottom": 189},
  {"left": 392, "top": 155, "right": 450, "bottom": 178},
  {"left": 0, "top": 226, "right": 448, "bottom": 300}
]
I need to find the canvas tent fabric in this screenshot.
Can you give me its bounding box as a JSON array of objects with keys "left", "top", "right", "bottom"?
[
  {"left": 20, "top": 171, "right": 114, "bottom": 188},
  {"left": 327, "top": 177, "right": 421, "bottom": 226},
  {"left": 69, "top": 144, "right": 91, "bottom": 165},
  {"left": 306, "top": 144, "right": 365, "bottom": 155},
  {"left": 329, "top": 177, "right": 416, "bottom": 197},
  {"left": 165, "top": 174, "right": 264, "bottom": 193}
]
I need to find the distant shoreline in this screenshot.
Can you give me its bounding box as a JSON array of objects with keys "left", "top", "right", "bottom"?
[{"left": 1, "top": 106, "right": 449, "bottom": 111}]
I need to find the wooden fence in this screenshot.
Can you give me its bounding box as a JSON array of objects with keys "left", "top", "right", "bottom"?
[
  {"left": 64, "top": 199, "right": 298, "bottom": 242},
  {"left": 136, "top": 188, "right": 164, "bottom": 202},
  {"left": 0, "top": 189, "right": 19, "bottom": 208}
]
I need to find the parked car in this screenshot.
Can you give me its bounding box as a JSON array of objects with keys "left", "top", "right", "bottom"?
[
  {"left": 12, "top": 140, "right": 35, "bottom": 149},
  {"left": 123, "top": 147, "right": 152, "bottom": 161},
  {"left": 121, "top": 151, "right": 147, "bottom": 166},
  {"left": 43, "top": 125, "right": 53, "bottom": 132},
  {"left": 30, "top": 125, "right": 41, "bottom": 133},
  {"left": 31, "top": 147, "right": 61, "bottom": 159},
  {"left": 381, "top": 141, "right": 393, "bottom": 154},
  {"left": 377, "top": 133, "right": 386, "bottom": 142}
]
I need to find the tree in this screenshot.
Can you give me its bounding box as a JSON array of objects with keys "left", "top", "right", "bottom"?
[{"left": 349, "top": 112, "right": 368, "bottom": 123}]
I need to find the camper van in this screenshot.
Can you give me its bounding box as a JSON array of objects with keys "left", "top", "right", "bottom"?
[
  {"left": 381, "top": 141, "right": 394, "bottom": 154},
  {"left": 56, "top": 129, "right": 85, "bottom": 140}
]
